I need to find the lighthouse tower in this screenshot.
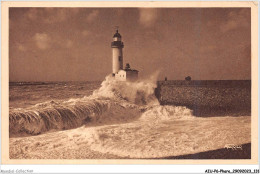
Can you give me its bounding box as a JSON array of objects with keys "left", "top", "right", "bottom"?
[
  {"left": 111, "top": 29, "right": 124, "bottom": 75},
  {"left": 110, "top": 28, "right": 138, "bottom": 81}
]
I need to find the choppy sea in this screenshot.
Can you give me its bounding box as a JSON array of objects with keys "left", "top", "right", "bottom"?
[{"left": 9, "top": 75, "right": 251, "bottom": 159}]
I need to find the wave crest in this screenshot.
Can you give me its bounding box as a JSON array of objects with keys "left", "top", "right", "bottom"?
[
  {"left": 9, "top": 73, "right": 194, "bottom": 137},
  {"left": 91, "top": 75, "right": 159, "bottom": 106},
  {"left": 9, "top": 99, "right": 109, "bottom": 137}
]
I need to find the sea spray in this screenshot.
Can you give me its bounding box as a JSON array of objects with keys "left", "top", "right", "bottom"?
[
  {"left": 8, "top": 78, "right": 252, "bottom": 159},
  {"left": 91, "top": 73, "right": 159, "bottom": 106},
  {"left": 9, "top": 73, "right": 158, "bottom": 137},
  {"left": 9, "top": 73, "right": 193, "bottom": 138},
  {"left": 140, "top": 105, "right": 193, "bottom": 121}
]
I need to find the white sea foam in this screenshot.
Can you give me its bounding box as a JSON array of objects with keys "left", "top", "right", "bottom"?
[
  {"left": 9, "top": 74, "right": 251, "bottom": 159},
  {"left": 91, "top": 73, "right": 159, "bottom": 106},
  {"left": 9, "top": 73, "right": 193, "bottom": 139}
]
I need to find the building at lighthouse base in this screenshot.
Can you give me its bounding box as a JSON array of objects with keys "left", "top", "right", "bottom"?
[{"left": 114, "top": 63, "right": 138, "bottom": 81}]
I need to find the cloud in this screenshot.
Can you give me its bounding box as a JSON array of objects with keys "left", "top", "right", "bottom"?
[
  {"left": 65, "top": 40, "right": 73, "bottom": 48},
  {"left": 200, "top": 45, "right": 217, "bottom": 53},
  {"left": 87, "top": 10, "right": 99, "bottom": 22},
  {"left": 25, "top": 8, "right": 98, "bottom": 24},
  {"left": 26, "top": 8, "right": 38, "bottom": 20},
  {"left": 115, "top": 9, "right": 123, "bottom": 16},
  {"left": 25, "top": 8, "right": 80, "bottom": 24},
  {"left": 220, "top": 9, "right": 250, "bottom": 33},
  {"left": 52, "top": 37, "right": 75, "bottom": 49},
  {"left": 71, "top": 8, "right": 80, "bottom": 15},
  {"left": 17, "top": 43, "right": 27, "bottom": 52},
  {"left": 82, "top": 30, "right": 90, "bottom": 37},
  {"left": 33, "top": 33, "right": 50, "bottom": 50},
  {"left": 43, "top": 8, "right": 67, "bottom": 23},
  {"left": 138, "top": 8, "right": 158, "bottom": 27},
  {"left": 206, "top": 21, "right": 214, "bottom": 27}
]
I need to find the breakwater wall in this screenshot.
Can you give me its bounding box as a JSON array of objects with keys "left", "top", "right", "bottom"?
[{"left": 155, "top": 80, "right": 251, "bottom": 116}]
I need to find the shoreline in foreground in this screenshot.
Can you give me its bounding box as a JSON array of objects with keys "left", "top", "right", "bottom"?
[{"left": 10, "top": 142, "right": 251, "bottom": 160}]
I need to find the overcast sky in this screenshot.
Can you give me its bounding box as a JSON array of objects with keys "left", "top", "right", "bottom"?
[{"left": 9, "top": 8, "right": 251, "bottom": 81}]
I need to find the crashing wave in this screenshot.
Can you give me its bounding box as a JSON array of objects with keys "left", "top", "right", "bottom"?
[{"left": 9, "top": 73, "right": 193, "bottom": 137}]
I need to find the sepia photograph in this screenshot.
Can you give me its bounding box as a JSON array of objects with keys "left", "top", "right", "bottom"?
[{"left": 1, "top": 1, "right": 258, "bottom": 166}]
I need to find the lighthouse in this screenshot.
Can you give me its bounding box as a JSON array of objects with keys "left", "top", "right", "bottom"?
[
  {"left": 111, "top": 29, "right": 138, "bottom": 81},
  {"left": 111, "top": 29, "right": 124, "bottom": 75},
  {"left": 110, "top": 28, "right": 138, "bottom": 81}
]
